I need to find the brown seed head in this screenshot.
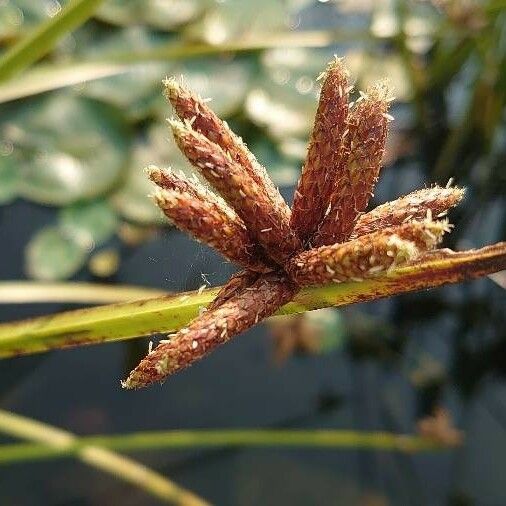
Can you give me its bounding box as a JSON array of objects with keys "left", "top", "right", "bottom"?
[
  {"left": 163, "top": 77, "right": 291, "bottom": 224},
  {"left": 123, "top": 272, "right": 298, "bottom": 388},
  {"left": 153, "top": 187, "right": 271, "bottom": 272},
  {"left": 312, "top": 80, "right": 393, "bottom": 247},
  {"left": 287, "top": 219, "right": 449, "bottom": 286},
  {"left": 291, "top": 57, "right": 351, "bottom": 242},
  {"left": 352, "top": 185, "right": 465, "bottom": 238},
  {"left": 169, "top": 118, "right": 301, "bottom": 264}
]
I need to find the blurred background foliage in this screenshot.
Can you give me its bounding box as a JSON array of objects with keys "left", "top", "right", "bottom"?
[
  {"left": 0, "top": 0, "right": 505, "bottom": 504},
  {"left": 0, "top": 0, "right": 504, "bottom": 280}
]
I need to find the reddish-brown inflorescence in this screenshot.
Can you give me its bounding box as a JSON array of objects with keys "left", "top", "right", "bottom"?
[
  {"left": 291, "top": 57, "right": 350, "bottom": 243},
  {"left": 122, "top": 58, "right": 503, "bottom": 390},
  {"left": 312, "top": 80, "right": 392, "bottom": 247},
  {"left": 123, "top": 273, "right": 298, "bottom": 388},
  {"left": 169, "top": 119, "right": 301, "bottom": 264},
  {"left": 350, "top": 185, "right": 464, "bottom": 238}
]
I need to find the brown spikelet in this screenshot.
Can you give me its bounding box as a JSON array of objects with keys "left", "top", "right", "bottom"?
[
  {"left": 163, "top": 77, "right": 291, "bottom": 223},
  {"left": 147, "top": 165, "right": 205, "bottom": 196},
  {"left": 207, "top": 269, "right": 260, "bottom": 311},
  {"left": 287, "top": 219, "right": 450, "bottom": 286},
  {"left": 312, "top": 80, "right": 392, "bottom": 247},
  {"left": 169, "top": 119, "right": 301, "bottom": 264},
  {"left": 351, "top": 185, "right": 465, "bottom": 238},
  {"left": 291, "top": 58, "right": 350, "bottom": 242},
  {"left": 153, "top": 188, "right": 271, "bottom": 272},
  {"left": 122, "top": 272, "right": 298, "bottom": 388}
]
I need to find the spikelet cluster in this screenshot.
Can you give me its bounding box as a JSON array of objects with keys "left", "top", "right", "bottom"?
[
  {"left": 351, "top": 185, "right": 464, "bottom": 238},
  {"left": 291, "top": 58, "right": 350, "bottom": 242},
  {"left": 313, "top": 80, "right": 392, "bottom": 247},
  {"left": 124, "top": 58, "right": 465, "bottom": 389},
  {"left": 287, "top": 219, "right": 449, "bottom": 286},
  {"left": 123, "top": 273, "right": 297, "bottom": 388}
]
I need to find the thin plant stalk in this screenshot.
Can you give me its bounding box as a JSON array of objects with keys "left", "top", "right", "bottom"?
[
  {"left": 0, "top": 282, "right": 167, "bottom": 305},
  {"left": 0, "top": 410, "right": 208, "bottom": 506},
  {"left": 0, "top": 243, "right": 503, "bottom": 358},
  {"left": 0, "top": 428, "right": 446, "bottom": 465},
  {"left": 0, "top": 0, "right": 106, "bottom": 82}
]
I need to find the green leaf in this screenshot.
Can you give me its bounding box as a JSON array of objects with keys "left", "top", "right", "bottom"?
[
  {"left": 59, "top": 199, "right": 118, "bottom": 247},
  {"left": 96, "top": 0, "right": 203, "bottom": 30},
  {"left": 0, "top": 409, "right": 208, "bottom": 505},
  {"left": 2, "top": 243, "right": 504, "bottom": 357},
  {"left": 0, "top": 428, "right": 444, "bottom": 465},
  {"left": 168, "top": 56, "right": 254, "bottom": 118},
  {"left": 0, "top": 0, "right": 105, "bottom": 82},
  {"left": 78, "top": 27, "right": 175, "bottom": 121},
  {"left": 110, "top": 124, "right": 191, "bottom": 225},
  {"left": 1, "top": 93, "right": 130, "bottom": 205},
  {"left": 0, "top": 30, "right": 371, "bottom": 104},
  {"left": 25, "top": 226, "right": 89, "bottom": 281}
]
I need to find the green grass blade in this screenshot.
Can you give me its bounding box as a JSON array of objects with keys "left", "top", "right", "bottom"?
[
  {"left": 0, "top": 410, "right": 209, "bottom": 505},
  {"left": 0, "top": 281, "right": 167, "bottom": 304},
  {"left": 0, "top": 428, "right": 445, "bottom": 465},
  {"left": 0, "top": 244, "right": 503, "bottom": 358},
  {"left": 0, "top": 29, "right": 371, "bottom": 103},
  {"left": 0, "top": 0, "right": 105, "bottom": 82}
]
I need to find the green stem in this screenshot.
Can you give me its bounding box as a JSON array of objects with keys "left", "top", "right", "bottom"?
[
  {"left": 0, "top": 428, "right": 445, "bottom": 465},
  {"left": 0, "top": 244, "right": 504, "bottom": 358},
  {"left": 0, "top": 0, "right": 106, "bottom": 82},
  {"left": 0, "top": 281, "right": 167, "bottom": 305},
  {"left": 0, "top": 410, "right": 208, "bottom": 505}
]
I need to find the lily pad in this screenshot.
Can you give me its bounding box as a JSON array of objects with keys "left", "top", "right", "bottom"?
[
  {"left": 0, "top": 93, "right": 130, "bottom": 206},
  {"left": 163, "top": 57, "right": 255, "bottom": 119},
  {"left": 111, "top": 123, "right": 192, "bottom": 225},
  {"left": 188, "top": 0, "right": 289, "bottom": 44},
  {"left": 79, "top": 27, "right": 175, "bottom": 121},
  {"left": 59, "top": 199, "right": 118, "bottom": 247},
  {"left": 0, "top": 0, "right": 69, "bottom": 39},
  {"left": 250, "top": 138, "right": 300, "bottom": 188},
  {"left": 246, "top": 48, "right": 334, "bottom": 140},
  {"left": 25, "top": 226, "right": 89, "bottom": 281},
  {"left": 96, "top": 0, "right": 202, "bottom": 31}
]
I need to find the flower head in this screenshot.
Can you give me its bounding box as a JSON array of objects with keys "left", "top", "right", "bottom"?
[{"left": 123, "top": 58, "right": 473, "bottom": 389}]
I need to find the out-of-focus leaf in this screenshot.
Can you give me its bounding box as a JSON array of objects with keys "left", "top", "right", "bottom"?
[
  {"left": 79, "top": 27, "right": 175, "bottom": 120},
  {"left": 0, "top": 0, "right": 68, "bottom": 40},
  {"left": 346, "top": 49, "right": 413, "bottom": 101},
  {"left": 59, "top": 199, "right": 118, "bottom": 246},
  {"left": 0, "top": 62, "right": 130, "bottom": 104},
  {"left": 246, "top": 47, "right": 332, "bottom": 139},
  {"left": 96, "top": 0, "right": 203, "bottom": 30},
  {"left": 25, "top": 226, "right": 89, "bottom": 281},
  {"left": 0, "top": 0, "right": 104, "bottom": 81},
  {"left": 166, "top": 56, "right": 254, "bottom": 118},
  {"left": 0, "top": 154, "right": 18, "bottom": 204},
  {"left": 0, "top": 30, "right": 368, "bottom": 104},
  {"left": 111, "top": 124, "right": 190, "bottom": 225},
  {"left": 0, "top": 93, "right": 130, "bottom": 205},
  {"left": 188, "top": 0, "right": 289, "bottom": 44},
  {"left": 250, "top": 138, "right": 300, "bottom": 187},
  {"left": 0, "top": 281, "right": 167, "bottom": 304},
  {"left": 306, "top": 308, "right": 347, "bottom": 354},
  {"left": 88, "top": 248, "right": 120, "bottom": 278}
]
